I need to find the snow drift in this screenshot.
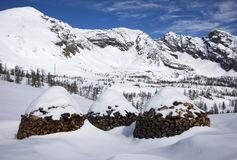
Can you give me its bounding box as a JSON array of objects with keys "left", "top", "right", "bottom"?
[
  {"left": 26, "top": 86, "right": 82, "bottom": 120},
  {"left": 17, "top": 86, "right": 85, "bottom": 139},
  {"left": 88, "top": 88, "right": 138, "bottom": 116},
  {"left": 143, "top": 87, "right": 203, "bottom": 117},
  {"left": 87, "top": 88, "right": 138, "bottom": 130}
]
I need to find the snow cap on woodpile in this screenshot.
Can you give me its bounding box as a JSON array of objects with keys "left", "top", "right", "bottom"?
[
  {"left": 143, "top": 87, "right": 203, "bottom": 117},
  {"left": 25, "top": 86, "right": 82, "bottom": 120},
  {"left": 88, "top": 88, "right": 138, "bottom": 116}
]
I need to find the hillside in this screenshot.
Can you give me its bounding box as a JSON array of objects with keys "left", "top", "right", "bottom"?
[
  {"left": 0, "top": 7, "right": 236, "bottom": 80},
  {"left": 0, "top": 7, "right": 236, "bottom": 115}
]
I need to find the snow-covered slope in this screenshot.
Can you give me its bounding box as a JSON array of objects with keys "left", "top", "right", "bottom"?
[
  {"left": 158, "top": 30, "right": 237, "bottom": 74},
  {"left": 26, "top": 86, "right": 82, "bottom": 120},
  {"left": 0, "top": 7, "right": 235, "bottom": 80},
  {"left": 0, "top": 80, "right": 93, "bottom": 121},
  {"left": 0, "top": 80, "right": 237, "bottom": 160},
  {"left": 88, "top": 88, "right": 138, "bottom": 116}
]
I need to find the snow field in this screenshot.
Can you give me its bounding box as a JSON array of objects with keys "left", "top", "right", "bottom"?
[{"left": 0, "top": 81, "right": 237, "bottom": 160}]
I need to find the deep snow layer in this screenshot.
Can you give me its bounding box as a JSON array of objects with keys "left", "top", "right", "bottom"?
[
  {"left": 0, "top": 80, "right": 93, "bottom": 121},
  {"left": 26, "top": 86, "right": 82, "bottom": 120},
  {"left": 89, "top": 88, "right": 138, "bottom": 116},
  {"left": 0, "top": 80, "right": 237, "bottom": 160},
  {"left": 144, "top": 87, "right": 190, "bottom": 111},
  {"left": 143, "top": 87, "right": 203, "bottom": 117}
]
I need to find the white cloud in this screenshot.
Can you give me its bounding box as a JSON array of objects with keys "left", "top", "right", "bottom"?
[
  {"left": 104, "top": 0, "right": 160, "bottom": 12},
  {"left": 93, "top": 0, "right": 160, "bottom": 12},
  {"left": 152, "top": 19, "right": 221, "bottom": 35},
  {"left": 212, "top": 1, "right": 237, "bottom": 23},
  {"left": 115, "top": 12, "right": 147, "bottom": 19},
  {"left": 169, "top": 20, "right": 220, "bottom": 32},
  {"left": 170, "top": 20, "right": 220, "bottom": 32},
  {"left": 92, "top": 0, "right": 236, "bottom": 36},
  {"left": 93, "top": 0, "right": 159, "bottom": 20},
  {"left": 160, "top": 14, "right": 194, "bottom": 21}
]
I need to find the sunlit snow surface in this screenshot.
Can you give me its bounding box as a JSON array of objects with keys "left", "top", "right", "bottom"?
[
  {"left": 143, "top": 87, "right": 203, "bottom": 117},
  {"left": 89, "top": 88, "right": 138, "bottom": 116},
  {"left": 0, "top": 80, "right": 237, "bottom": 160},
  {"left": 25, "top": 86, "right": 82, "bottom": 120},
  {"left": 0, "top": 7, "right": 235, "bottom": 80}
]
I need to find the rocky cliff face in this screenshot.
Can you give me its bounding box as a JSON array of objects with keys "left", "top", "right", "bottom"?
[
  {"left": 0, "top": 7, "right": 236, "bottom": 79},
  {"left": 74, "top": 28, "right": 192, "bottom": 71},
  {"left": 159, "top": 30, "right": 237, "bottom": 71}
]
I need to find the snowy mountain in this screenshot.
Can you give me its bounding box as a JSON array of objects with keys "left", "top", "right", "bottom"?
[
  {"left": 158, "top": 30, "right": 237, "bottom": 72},
  {"left": 0, "top": 7, "right": 236, "bottom": 80}
]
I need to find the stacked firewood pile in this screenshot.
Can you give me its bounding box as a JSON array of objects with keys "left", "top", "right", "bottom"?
[
  {"left": 87, "top": 110, "right": 137, "bottom": 131},
  {"left": 133, "top": 102, "right": 210, "bottom": 139},
  {"left": 17, "top": 112, "right": 85, "bottom": 139}
]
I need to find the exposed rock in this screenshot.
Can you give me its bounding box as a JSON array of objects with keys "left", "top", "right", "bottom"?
[
  {"left": 159, "top": 30, "right": 237, "bottom": 71},
  {"left": 79, "top": 28, "right": 135, "bottom": 51},
  {"left": 44, "top": 16, "right": 92, "bottom": 58}
]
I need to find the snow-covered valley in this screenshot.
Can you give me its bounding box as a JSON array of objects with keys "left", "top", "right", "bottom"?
[
  {"left": 0, "top": 80, "right": 237, "bottom": 160},
  {"left": 0, "top": 5, "right": 237, "bottom": 160}
]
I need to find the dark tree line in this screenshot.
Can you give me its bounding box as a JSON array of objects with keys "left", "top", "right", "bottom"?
[
  {"left": 123, "top": 91, "right": 152, "bottom": 110},
  {"left": 0, "top": 63, "right": 78, "bottom": 94},
  {"left": 184, "top": 88, "right": 237, "bottom": 114},
  {"left": 78, "top": 85, "right": 103, "bottom": 100},
  {"left": 180, "top": 75, "right": 237, "bottom": 88}
]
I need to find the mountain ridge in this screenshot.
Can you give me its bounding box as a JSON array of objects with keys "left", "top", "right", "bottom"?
[
  {"left": 0, "top": 6, "right": 236, "bottom": 79},
  {"left": 158, "top": 30, "right": 237, "bottom": 71}
]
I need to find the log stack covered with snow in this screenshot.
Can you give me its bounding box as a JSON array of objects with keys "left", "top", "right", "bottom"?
[
  {"left": 133, "top": 87, "right": 210, "bottom": 139},
  {"left": 17, "top": 86, "right": 85, "bottom": 139},
  {"left": 87, "top": 89, "right": 138, "bottom": 131}
]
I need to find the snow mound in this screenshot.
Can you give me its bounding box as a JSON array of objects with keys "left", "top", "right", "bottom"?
[
  {"left": 144, "top": 87, "right": 189, "bottom": 111},
  {"left": 88, "top": 88, "right": 138, "bottom": 116},
  {"left": 143, "top": 87, "right": 203, "bottom": 117},
  {"left": 26, "top": 86, "right": 82, "bottom": 120}
]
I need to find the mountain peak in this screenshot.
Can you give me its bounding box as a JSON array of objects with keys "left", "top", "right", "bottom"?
[
  {"left": 1, "top": 6, "right": 43, "bottom": 15},
  {"left": 207, "top": 29, "right": 232, "bottom": 39},
  {"left": 163, "top": 31, "right": 179, "bottom": 38},
  {"left": 0, "top": 6, "right": 236, "bottom": 78}
]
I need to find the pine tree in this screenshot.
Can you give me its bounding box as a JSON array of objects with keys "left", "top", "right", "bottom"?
[
  {"left": 221, "top": 102, "right": 226, "bottom": 111},
  {"left": 31, "top": 70, "right": 36, "bottom": 87},
  {"left": 6, "top": 70, "right": 13, "bottom": 82},
  {"left": 184, "top": 89, "right": 187, "bottom": 96},
  {"left": 72, "top": 81, "right": 78, "bottom": 94},
  {"left": 213, "top": 103, "right": 219, "bottom": 114},
  {"left": 36, "top": 69, "right": 41, "bottom": 87},
  {"left": 234, "top": 101, "right": 237, "bottom": 113},
  {"left": 0, "top": 62, "right": 3, "bottom": 74},
  {"left": 41, "top": 70, "right": 45, "bottom": 86},
  {"left": 203, "top": 103, "right": 207, "bottom": 111},
  {"left": 47, "top": 72, "right": 53, "bottom": 86},
  {"left": 15, "top": 66, "right": 22, "bottom": 84}
]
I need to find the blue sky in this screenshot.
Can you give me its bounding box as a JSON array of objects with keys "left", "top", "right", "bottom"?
[{"left": 1, "top": 0, "right": 237, "bottom": 38}]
